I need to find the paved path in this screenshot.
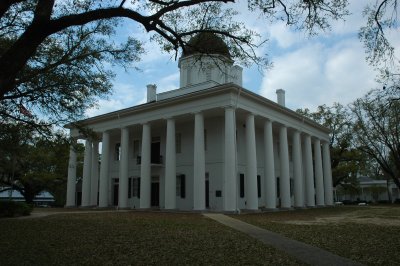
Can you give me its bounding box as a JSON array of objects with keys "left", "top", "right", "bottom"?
[{"left": 204, "top": 213, "right": 363, "bottom": 266}]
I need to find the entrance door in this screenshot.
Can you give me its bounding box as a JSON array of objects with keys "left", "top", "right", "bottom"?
[
  {"left": 151, "top": 182, "right": 160, "bottom": 207},
  {"left": 113, "top": 184, "right": 119, "bottom": 206},
  {"left": 205, "top": 180, "right": 209, "bottom": 208}
]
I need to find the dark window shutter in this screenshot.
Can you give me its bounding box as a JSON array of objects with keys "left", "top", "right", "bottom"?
[
  {"left": 277, "top": 177, "right": 280, "bottom": 198},
  {"left": 240, "top": 174, "right": 244, "bottom": 198},
  {"left": 138, "top": 179, "right": 141, "bottom": 198},
  {"left": 180, "top": 175, "right": 186, "bottom": 198},
  {"left": 257, "top": 175, "right": 261, "bottom": 198}
]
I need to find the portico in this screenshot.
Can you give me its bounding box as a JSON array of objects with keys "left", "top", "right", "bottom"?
[{"left": 65, "top": 33, "right": 334, "bottom": 212}]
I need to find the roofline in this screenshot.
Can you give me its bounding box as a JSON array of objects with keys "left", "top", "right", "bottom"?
[{"left": 65, "top": 83, "right": 330, "bottom": 134}]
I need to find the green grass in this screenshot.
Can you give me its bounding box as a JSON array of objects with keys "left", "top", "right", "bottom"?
[
  {"left": 0, "top": 212, "right": 303, "bottom": 266},
  {"left": 233, "top": 206, "right": 400, "bottom": 266}
]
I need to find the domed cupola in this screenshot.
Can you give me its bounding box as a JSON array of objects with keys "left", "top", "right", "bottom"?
[
  {"left": 178, "top": 32, "right": 242, "bottom": 91},
  {"left": 182, "top": 32, "right": 231, "bottom": 60}
]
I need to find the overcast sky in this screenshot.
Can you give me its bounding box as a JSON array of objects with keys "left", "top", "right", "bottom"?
[{"left": 86, "top": 1, "right": 399, "bottom": 117}]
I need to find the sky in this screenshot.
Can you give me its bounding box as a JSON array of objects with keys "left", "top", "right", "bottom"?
[{"left": 86, "top": 1, "right": 399, "bottom": 117}]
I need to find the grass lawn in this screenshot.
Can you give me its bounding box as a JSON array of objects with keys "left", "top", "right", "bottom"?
[
  {"left": 233, "top": 206, "right": 400, "bottom": 266},
  {"left": 0, "top": 211, "right": 303, "bottom": 266}
]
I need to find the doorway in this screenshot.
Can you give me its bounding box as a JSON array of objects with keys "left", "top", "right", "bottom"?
[
  {"left": 151, "top": 182, "right": 160, "bottom": 207},
  {"left": 205, "top": 180, "right": 209, "bottom": 208},
  {"left": 113, "top": 178, "right": 119, "bottom": 206},
  {"left": 205, "top": 172, "right": 210, "bottom": 208}
]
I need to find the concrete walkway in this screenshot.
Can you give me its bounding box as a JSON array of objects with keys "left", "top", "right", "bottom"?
[{"left": 204, "top": 213, "right": 363, "bottom": 266}]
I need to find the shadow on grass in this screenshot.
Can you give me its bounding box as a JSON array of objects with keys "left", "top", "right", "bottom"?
[{"left": 0, "top": 212, "right": 304, "bottom": 265}]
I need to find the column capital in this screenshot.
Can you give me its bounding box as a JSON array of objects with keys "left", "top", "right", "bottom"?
[
  {"left": 292, "top": 128, "right": 301, "bottom": 134},
  {"left": 246, "top": 111, "right": 256, "bottom": 117},
  {"left": 321, "top": 140, "right": 331, "bottom": 145},
  {"left": 191, "top": 110, "right": 203, "bottom": 115},
  {"left": 313, "top": 137, "right": 322, "bottom": 144},
  {"left": 222, "top": 105, "right": 235, "bottom": 110},
  {"left": 280, "top": 123, "right": 287, "bottom": 128},
  {"left": 264, "top": 117, "right": 274, "bottom": 123}
]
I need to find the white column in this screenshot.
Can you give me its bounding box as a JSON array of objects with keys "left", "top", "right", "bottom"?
[
  {"left": 279, "top": 125, "right": 291, "bottom": 208},
  {"left": 292, "top": 130, "right": 304, "bottom": 208},
  {"left": 90, "top": 141, "right": 99, "bottom": 206},
  {"left": 81, "top": 139, "right": 92, "bottom": 207},
  {"left": 314, "top": 138, "right": 325, "bottom": 206},
  {"left": 193, "top": 112, "right": 205, "bottom": 210},
  {"left": 245, "top": 113, "right": 258, "bottom": 210},
  {"left": 304, "top": 134, "right": 315, "bottom": 207},
  {"left": 99, "top": 131, "right": 110, "bottom": 208},
  {"left": 224, "top": 107, "right": 237, "bottom": 211},
  {"left": 165, "top": 118, "right": 176, "bottom": 209},
  {"left": 66, "top": 143, "right": 77, "bottom": 207},
  {"left": 119, "top": 127, "right": 130, "bottom": 208},
  {"left": 140, "top": 123, "right": 151, "bottom": 209},
  {"left": 264, "top": 120, "right": 276, "bottom": 209},
  {"left": 322, "top": 142, "right": 334, "bottom": 205}
]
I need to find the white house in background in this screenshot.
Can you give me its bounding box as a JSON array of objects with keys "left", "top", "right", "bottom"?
[
  {"left": 0, "top": 187, "right": 55, "bottom": 206},
  {"left": 336, "top": 176, "right": 400, "bottom": 203},
  {"left": 65, "top": 33, "right": 334, "bottom": 211}
]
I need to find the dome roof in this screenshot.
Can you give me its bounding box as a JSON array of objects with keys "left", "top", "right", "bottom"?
[{"left": 182, "top": 32, "right": 231, "bottom": 59}]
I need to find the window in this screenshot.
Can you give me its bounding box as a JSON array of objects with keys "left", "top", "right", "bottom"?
[
  {"left": 257, "top": 175, "right": 261, "bottom": 198},
  {"left": 128, "top": 178, "right": 132, "bottom": 198},
  {"left": 132, "top": 178, "right": 140, "bottom": 198},
  {"left": 115, "top": 143, "right": 121, "bottom": 161},
  {"left": 176, "top": 133, "right": 182, "bottom": 153},
  {"left": 240, "top": 174, "right": 245, "bottom": 198},
  {"left": 277, "top": 177, "right": 280, "bottom": 198},
  {"left": 176, "top": 174, "right": 186, "bottom": 198}
]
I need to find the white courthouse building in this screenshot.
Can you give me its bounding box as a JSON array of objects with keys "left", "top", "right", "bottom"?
[{"left": 65, "top": 33, "right": 334, "bottom": 211}]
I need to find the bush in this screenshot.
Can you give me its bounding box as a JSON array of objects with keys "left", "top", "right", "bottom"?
[
  {"left": 394, "top": 198, "right": 400, "bottom": 204},
  {"left": 0, "top": 201, "right": 32, "bottom": 218}
]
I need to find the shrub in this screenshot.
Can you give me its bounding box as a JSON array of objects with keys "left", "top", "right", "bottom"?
[{"left": 0, "top": 201, "right": 32, "bottom": 218}]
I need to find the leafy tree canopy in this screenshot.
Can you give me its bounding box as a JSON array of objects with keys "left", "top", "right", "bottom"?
[
  {"left": 0, "top": 122, "right": 84, "bottom": 205},
  {"left": 0, "top": 0, "right": 350, "bottom": 127},
  {"left": 297, "top": 103, "right": 365, "bottom": 187},
  {"left": 351, "top": 89, "right": 400, "bottom": 189}
]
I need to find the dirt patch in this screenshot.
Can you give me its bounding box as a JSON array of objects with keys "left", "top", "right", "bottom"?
[{"left": 281, "top": 207, "right": 400, "bottom": 227}]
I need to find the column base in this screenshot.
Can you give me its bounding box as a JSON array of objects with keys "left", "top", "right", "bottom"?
[
  {"left": 162, "top": 208, "right": 179, "bottom": 212},
  {"left": 241, "top": 208, "right": 261, "bottom": 213},
  {"left": 64, "top": 205, "right": 77, "bottom": 208},
  {"left": 261, "top": 208, "right": 279, "bottom": 212},
  {"left": 279, "top": 207, "right": 294, "bottom": 211},
  {"left": 79, "top": 205, "right": 97, "bottom": 209},
  {"left": 294, "top": 206, "right": 307, "bottom": 209},
  {"left": 115, "top": 207, "right": 131, "bottom": 210}
]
